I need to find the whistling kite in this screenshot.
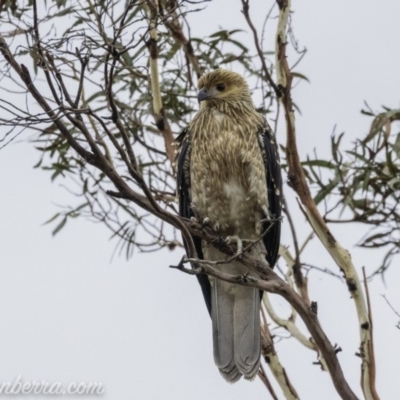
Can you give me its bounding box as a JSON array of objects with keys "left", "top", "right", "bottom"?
[{"left": 176, "top": 69, "right": 282, "bottom": 382}]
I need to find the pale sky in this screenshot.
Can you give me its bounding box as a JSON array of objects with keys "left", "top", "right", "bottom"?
[{"left": 1, "top": 1, "right": 400, "bottom": 399}]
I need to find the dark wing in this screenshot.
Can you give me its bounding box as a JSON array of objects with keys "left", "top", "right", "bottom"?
[
  {"left": 259, "top": 125, "right": 282, "bottom": 268},
  {"left": 176, "top": 129, "right": 212, "bottom": 314}
]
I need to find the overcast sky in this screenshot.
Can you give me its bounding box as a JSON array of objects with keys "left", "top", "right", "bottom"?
[{"left": 1, "top": 1, "right": 400, "bottom": 399}]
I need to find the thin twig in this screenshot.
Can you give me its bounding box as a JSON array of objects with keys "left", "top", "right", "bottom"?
[
  {"left": 241, "top": 0, "right": 281, "bottom": 98},
  {"left": 283, "top": 195, "right": 309, "bottom": 303},
  {"left": 257, "top": 363, "right": 279, "bottom": 400}
]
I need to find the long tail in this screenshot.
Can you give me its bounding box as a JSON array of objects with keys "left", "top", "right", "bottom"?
[{"left": 211, "top": 270, "right": 261, "bottom": 382}]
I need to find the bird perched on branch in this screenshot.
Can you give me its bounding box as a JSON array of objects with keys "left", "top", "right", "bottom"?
[{"left": 176, "top": 69, "right": 282, "bottom": 382}]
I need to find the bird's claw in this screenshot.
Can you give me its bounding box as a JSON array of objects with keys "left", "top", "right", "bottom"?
[
  {"left": 212, "top": 222, "right": 220, "bottom": 232},
  {"left": 201, "top": 217, "right": 210, "bottom": 229},
  {"left": 256, "top": 218, "right": 270, "bottom": 234}
]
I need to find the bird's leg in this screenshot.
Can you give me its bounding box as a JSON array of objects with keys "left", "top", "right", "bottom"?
[
  {"left": 225, "top": 235, "right": 243, "bottom": 256},
  {"left": 256, "top": 205, "right": 272, "bottom": 234},
  {"left": 262, "top": 205, "right": 271, "bottom": 220}
]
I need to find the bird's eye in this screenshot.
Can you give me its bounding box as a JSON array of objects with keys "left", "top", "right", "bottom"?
[{"left": 216, "top": 83, "right": 225, "bottom": 92}]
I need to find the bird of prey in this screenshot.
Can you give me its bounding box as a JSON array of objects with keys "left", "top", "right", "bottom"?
[{"left": 176, "top": 69, "right": 282, "bottom": 382}]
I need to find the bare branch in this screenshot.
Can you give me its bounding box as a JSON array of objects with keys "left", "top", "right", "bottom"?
[
  {"left": 144, "top": 0, "right": 176, "bottom": 164},
  {"left": 241, "top": 0, "right": 281, "bottom": 97},
  {"left": 261, "top": 306, "right": 300, "bottom": 399},
  {"left": 257, "top": 363, "right": 279, "bottom": 400},
  {"left": 274, "top": 0, "right": 378, "bottom": 397},
  {"left": 161, "top": 0, "right": 204, "bottom": 79},
  {"left": 171, "top": 232, "right": 358, "bottom": 400}
]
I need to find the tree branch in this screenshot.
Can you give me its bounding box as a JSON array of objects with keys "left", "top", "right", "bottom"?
[
  {"left": 274, "top": 0, "right": 379, "bottom": 398},
  {"left": 172, "top": 230, "right": 358, "bottom": 400},
  {"left": 261, "top": 305, "right": 300, "bottom": 399},
  {"left": 241, "top": 0, "right": 281, "bottom": 98},
  {"left": 161, "top": 0, "right": 204, "bottom": 79},
  {"left": 144, "top": 0, "right": 175, "bottom": 164}
]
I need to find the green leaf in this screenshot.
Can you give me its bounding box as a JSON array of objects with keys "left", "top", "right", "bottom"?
[
  {"left": 52, "top": 217, "right": 67, "bottom": 236},
  {"left": 302, "top": 159, "right": 335, "bottom": 169},
  {"left": 291, "top": 71, "right": 309, "bottom": 82},
  {"left": 43, "top": 213, "right": 60, "bottom": 225},
  {"left": 313, "top": 180, "right": 338, "bottom": 205}
]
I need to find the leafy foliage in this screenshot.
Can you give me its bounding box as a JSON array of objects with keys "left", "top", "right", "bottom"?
[
  {"left": 302, "top": 107, "right": 400, "bottom": 275},
  {"left": 1, "top": 1, "right": 396, "bottom": 396},
  {"left": 0, "top": 0, "right": 267, "bottom": 257},
  {"left": 0, "top": 0, "right": 398, "bottom": 276}
]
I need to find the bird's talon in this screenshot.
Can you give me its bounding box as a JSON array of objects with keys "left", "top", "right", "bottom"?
[
  {"left": 257, "top": 214, "right": 274, "bottom": 234},
  {"left": 202, "top": 217, "right": 211, "bottom": 229},
  {"left": 225, "top": 236, "right": 233, "bottom": 244}
]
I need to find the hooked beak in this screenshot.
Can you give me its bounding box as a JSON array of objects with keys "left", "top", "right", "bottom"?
[{"left": 197, "top": 87, "right": 211, "bottom": 103}]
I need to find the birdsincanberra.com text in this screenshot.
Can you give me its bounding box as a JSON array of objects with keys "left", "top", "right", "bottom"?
[{"left": 0, "top": 376, "right": 105, "bottom": 396}]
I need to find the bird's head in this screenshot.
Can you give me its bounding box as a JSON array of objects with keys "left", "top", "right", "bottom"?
[{"left": 197, "top": 69, "right": 252, "bottom": 106}]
